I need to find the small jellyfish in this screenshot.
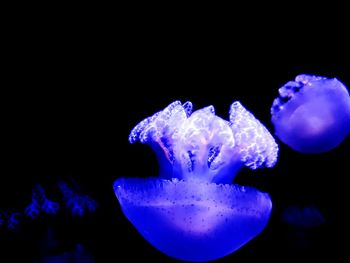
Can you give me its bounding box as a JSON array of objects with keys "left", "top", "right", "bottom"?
[
  {"left": 281, "top": 205, "right": 325, "bottom": 229},
  {"left": 271, "top": 74, "right": 350, "bottom": 153},
  {"left": 6, "top": 210, "right": 22, "bottom": 231},
  {"left": 280, "top": 205, "right": 326, "bottom": 250},
  {"left": 114, "top": 100, "right": 278, "bottom": 262},
  {"left": 25, "top": 184, "right": 60, "bottom": 219},
  {"left": 58, "top": 181, "right": 98, "bottom": 217}
]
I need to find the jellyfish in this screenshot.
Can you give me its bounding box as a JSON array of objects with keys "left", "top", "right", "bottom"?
[
  {"left": 1, "top": 210, "right": 22, "bottom": 231},
  {"left": 281, "top": 205, "right": 325, "bottom": 229},
  {"left": 25, "top": 184, "right": 60, "bottom": 219},
  {"left": 271, "top": 74, "right": 350, "bottom": 153},
  {"left": 114, "top": 100, "right": 278, "bottom": 262},
  {"left": 58, "top": 181, "right": 98, "bottom": 217},
  {"left": 280, "top": 205, "right": 326, "bottom": 250}
]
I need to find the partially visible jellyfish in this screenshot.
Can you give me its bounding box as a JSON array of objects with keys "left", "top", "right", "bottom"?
[
  {"left": 280, "top": 205, "right": 326, "bottom": 250},
  {"left": 271, "top": 74, "right": 350, "bottom": 153},
  {"left": 5, "top": 210, "right": 22, "bottom": 231},
  {"left": 25, "top": 184, "right": 60, "bottom": 219},
  {"left": 114, "top": 100, "right": 278, "bottom": 262},
  {"left": 281, "top": 205, "right": 325, "bottom": 229},
  {"left": 0, "top": 210, "right": 23, "bottom": 231},
  {"left": 58, "top": 181, "right": 98, "bottom": 217},
  {"left": 39, "top": 243, "right": 94, "bottom": 263},
  {"left": 2, "top": 178, "right": 98, "bottom": 233}
]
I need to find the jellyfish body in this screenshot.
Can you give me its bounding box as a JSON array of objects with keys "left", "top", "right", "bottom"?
[
  {"left": 115, "top": 100, "right": 278, "bottom": 262},
  {"left": 271, "top": 74, "right": 350, "bottom": 153}
]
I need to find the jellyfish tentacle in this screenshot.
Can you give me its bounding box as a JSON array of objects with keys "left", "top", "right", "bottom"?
[
  {"left": 229, "top": 101, "right": 279, "bottom": 169},
  {"left": 128, "top": 100, "right": 279, "bottom": 183},
  {"left": 130, "top": 101, "right": 182, "bottom": 144},
  {"left": 171, "top": 106, "right": 239, "bottom": 182},
  {"left": 182, "top": 101, "right": 193, "bottom": 117}
]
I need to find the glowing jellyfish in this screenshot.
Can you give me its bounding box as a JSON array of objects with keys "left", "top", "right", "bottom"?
[
  {"left": 271, "top": 74, "right": 350, "bottom": 153},
  {"left": 114, "top": 100, "right": 278, "bottom": 262}
]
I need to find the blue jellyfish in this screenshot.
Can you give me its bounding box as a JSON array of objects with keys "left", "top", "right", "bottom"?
[
  {"left": 58, "top": 181, "right": 98, "bottom": 217},
  {"left": 114, "top": 100, "right": 278, "bottom": 262},
  {"left": 280, "top": 205, "right": 326, "bottom": 251},
  {"left": 3, "top": 210, "right": 21, "bottom": 231},
  {"left": 25, "top": 184, "right": 60, "bottom": 219},
  {"left": 281, "top": 205, "right": 325, "bottom": 229},
  {"left": 271, "top": 74, "right": 350, "bottom": 153}
]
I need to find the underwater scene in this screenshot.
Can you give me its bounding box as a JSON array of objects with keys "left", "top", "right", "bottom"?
[{"left": 1, "top": 20, "right": 349, "bottom": 262}]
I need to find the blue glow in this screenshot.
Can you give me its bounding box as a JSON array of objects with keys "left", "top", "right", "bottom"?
[
  {"left": 281, "top": 205, "right": 325, "bottom": 229},
  {"left": 58, "top": 181, "right": 98, "bottom": 217},
  {"left": 271, "top": 74, "right": 350, "bottom": 153},
  {"left": 0, "top": 211, "right": 22, "bottom": 231},
  {"left": 1, "top": 178, "right": 97, "bottom": 232},
  {"left": 24, "top": 198, "right": 41, "bottom": 219},
  {"left": 0, "top": 213, "right": 4, "bottom": 227},
  {"left": 25, "top": 184, "right": 60, "bottom": 219},
  {"left": 40, "top": 243, "right": 93, "bottom": 263},
  {"left": 6, "top": 211, "right": 21, "bottom": 231},
  {"left": 115, "top": 100, "right": 278, "bottom": 262}
]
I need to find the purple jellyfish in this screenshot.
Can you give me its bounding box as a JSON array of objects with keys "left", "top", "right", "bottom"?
[
  {"left": 114, "top": 100, "right": 278, "bottom": 262},
  {"left": 271, "top": 74, "right": 350, "bottom": 153}
]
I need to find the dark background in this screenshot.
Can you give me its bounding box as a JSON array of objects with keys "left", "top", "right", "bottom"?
[{"left": 1, "top": 11, "right": 349, "bottom": 262}]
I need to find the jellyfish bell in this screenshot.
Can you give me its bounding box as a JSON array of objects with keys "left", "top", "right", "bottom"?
[
  {"left": 271, "top": 74, "right": 350, "bottom": 153},
  {"left": 281, "top": 204, "right": 325, "bottom": 229},
  {"left": 115, "top": 178, "right": 272, "bottom": 262},
  {"left": 115, "top": 100, "right": 278, "bottom": 262}
]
